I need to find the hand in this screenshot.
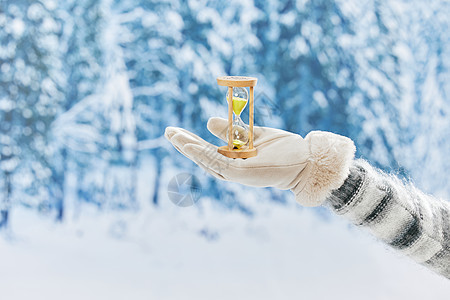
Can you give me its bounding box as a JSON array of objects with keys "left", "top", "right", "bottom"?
[{"left": 165, "top": 117, "right": 355, "bottom": 206}]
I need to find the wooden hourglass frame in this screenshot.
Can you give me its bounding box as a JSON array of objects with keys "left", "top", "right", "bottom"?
[{"left": 216, "top": 76, "right": 258, "bottom": 159}]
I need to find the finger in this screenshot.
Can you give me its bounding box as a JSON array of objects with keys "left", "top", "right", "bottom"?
[
  {"left": 165, "top": 128, "right": 211, "bottom": 164},
  {"left": 182, "top": 143, "right": 275, "bottom": 187},
  {"left": 166, "top": 132, "right": 226, "bottom": 181},
  {"left": 164, "top": 126, "right": 179, "bottom": 140},
  {"left": 170, "top": 131, "right": 210, "bottom": 151},
  {"left": 182, "top": 143, "right": 234, "bottom": 180},
  {"left": 166, "top": 133, "right": 189, "bottom": 158},
  {"left": 196, "top": 159, "right": 227, "bottom": 181},
  {"left": 165, "top": 126, "right": 207, "bottom": 145},
  {"left": 206, "top": 117, "right": 296, "bottom": 145}
]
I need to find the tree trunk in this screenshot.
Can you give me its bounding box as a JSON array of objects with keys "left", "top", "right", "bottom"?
[
  {"left": 152, "top": 148, "right": 162, "bottom": 205},
  {"left": 0, "top": 172, "right": 11, "bottom": 228}
]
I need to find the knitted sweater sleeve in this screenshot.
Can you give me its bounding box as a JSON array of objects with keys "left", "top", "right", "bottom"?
[{"left": 324, "top": 159, "right": 450, "bottom": 279}]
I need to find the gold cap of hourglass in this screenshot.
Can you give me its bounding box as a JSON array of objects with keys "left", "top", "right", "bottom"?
[{"left": 217, "top": 76, "right": 257, "bottom": 87}]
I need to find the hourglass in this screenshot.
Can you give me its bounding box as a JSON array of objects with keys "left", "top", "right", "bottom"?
[{"left": 216, "top": 76, "right": 258, "bottom": 158}]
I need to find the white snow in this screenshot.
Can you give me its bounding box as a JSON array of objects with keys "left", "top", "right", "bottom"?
[
  {"left": 1, "top": 195, "right": 449, "bottom": 300},
  {"left": 11, "top": 18, "right": 25, "bottom": 38}
]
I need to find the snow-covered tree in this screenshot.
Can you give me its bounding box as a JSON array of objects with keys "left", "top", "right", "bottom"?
[{"left": 0, "top": 1, "right": 66, "bottom": 225}]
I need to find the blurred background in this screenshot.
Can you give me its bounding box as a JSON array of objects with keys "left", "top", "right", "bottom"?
[{"left": 0, "top": 0, "right": 449, "bottom": 299}]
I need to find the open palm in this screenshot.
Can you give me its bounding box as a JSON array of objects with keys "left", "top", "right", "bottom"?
[{"left": 165, "top": 117, "right": 355, "bottom": 206}]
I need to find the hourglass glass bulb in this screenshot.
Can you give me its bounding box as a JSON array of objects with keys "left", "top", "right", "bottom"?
[
  {"left": 230, "top": 116, "right": 249, "bottom": 149},
  {"left": 226, "top": 87, "right": 249, "bottom": 149},
  {"left": 226, "top": 87, "right": 248, "bottom": 116}
]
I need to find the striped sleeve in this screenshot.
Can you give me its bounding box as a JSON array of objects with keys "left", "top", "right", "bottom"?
[{"left": 324, "top": 159, "right": 450, "bottom": 279}]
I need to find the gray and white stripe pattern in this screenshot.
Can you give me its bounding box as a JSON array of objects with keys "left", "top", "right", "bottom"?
[{"left": 325, "top": 159, "right": 450, "bottom": 279}]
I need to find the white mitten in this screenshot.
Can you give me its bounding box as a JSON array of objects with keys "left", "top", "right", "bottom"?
[{"left": 165, "top": 117, "right": 355, "bottom": 206}]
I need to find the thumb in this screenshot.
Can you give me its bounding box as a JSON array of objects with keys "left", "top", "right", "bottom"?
[{"left": 206, "top": 117, "right": 229, "bottom": 142}]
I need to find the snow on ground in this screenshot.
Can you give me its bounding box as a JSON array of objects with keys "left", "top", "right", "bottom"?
[{"left": 1, "top": 195, "right": 449, "bottom": 300}]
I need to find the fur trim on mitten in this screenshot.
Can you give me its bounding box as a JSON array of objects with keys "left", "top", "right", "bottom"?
[{"left": 293, "top": 131, "right": 356, "bottom": 207}]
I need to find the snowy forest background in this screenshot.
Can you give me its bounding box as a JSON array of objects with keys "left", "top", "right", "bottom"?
[
  {"left": 1, "top": 0, "right": 450, "bottom": 298},
  {"left": 1, "top": 0, "right": 448, "bottom": 227}
]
